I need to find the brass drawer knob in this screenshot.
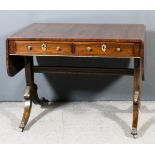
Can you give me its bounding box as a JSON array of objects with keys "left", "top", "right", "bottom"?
[
  {"left": 41, "top": 43, "right": 47, "bottom": 51},
  {"left": 101, "top": 44, "right": 106, "bottom": 52},
  {"left": 56, "top": 46, "right": 61, "bottom": 52},
  {"left": 116, "top": 47, "right": 122, "bottom": 52},
  {"left": 87, "top": 47, "right": 92, "bottom": 52},
  {"left": 27, "top": 45, "right": 32, "bottom": 51}
]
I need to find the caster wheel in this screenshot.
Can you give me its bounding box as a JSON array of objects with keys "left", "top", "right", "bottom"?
[
  {"left": 131, "top": 128, "right": 137, "bottom": 139},
  {"left": 19, "top": 127, "right": 24, "bottom": 132},
  {"left": 133, "top": 134, "right": 137, "bottom": 139},
  {"left": 19, "top": 121, "right": 25, "bottom": 132}
]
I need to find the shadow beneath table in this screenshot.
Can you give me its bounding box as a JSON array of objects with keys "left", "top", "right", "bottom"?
[
  {"left": 138, "top": 105, "right": 155, "bottom": 138},
  {"left": 0, "top": 103, "right": 20, "bottom": 131},
  {"left": 26, "top": 102, "right": 69, "bottom": 130},
  {"left": 24, "top": 101, "right": 155, "bottom": 138},
  {"left": 36, "top": 57, "right": 131, "bottom": 101},
  {"left": 89, "top": 103, "right": 155, "bottom": 138},
  {"left": 1, "top": 102, "right": 155, "bottom": 138}
]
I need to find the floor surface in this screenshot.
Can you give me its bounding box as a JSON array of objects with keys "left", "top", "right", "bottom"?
[{"left": 0, "top": 101, "right": 155, "bottom": 143}]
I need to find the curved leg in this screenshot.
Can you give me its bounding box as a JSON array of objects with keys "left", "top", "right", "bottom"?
[
  {"left": 131, "top": 59, "right": 140, "bottom": 138},
  {"left": 19, "top": 57, "right": 48, "bottom": 132},
  {"left": 19, "top": 86, "right": 32, "bottom": 132}
]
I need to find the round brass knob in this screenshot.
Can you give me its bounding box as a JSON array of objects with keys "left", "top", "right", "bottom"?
[
  {"left": 87, "top": 47, "right": 92, "bottom": 52},
  {"left": 56, "top": 46, "right": 61, "bottom": 52},
  {"left": 41, "top": 43, "right": 47, "bottom": 51},
  {"left": 27, "top": 45, "right": 32, "bottom": 51},
  {"left": 101, "top": 44, "right": 106, "bottom": 52},
  {"left": 116, "top": 47, "right": 122, "bottom": 52}
]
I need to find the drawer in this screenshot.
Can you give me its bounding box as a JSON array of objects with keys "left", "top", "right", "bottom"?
[
  {"left": 11, "top": 41, "right": 73, "bottom": 55},
  {"left": 10, "top": 41, "right": 136, "bottom": 57},
  {"left": 74, "top": 42, "right": 135, "bottom": 57}
]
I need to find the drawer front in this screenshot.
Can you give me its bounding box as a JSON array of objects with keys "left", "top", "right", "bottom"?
[
  {"left": 10, "top": 41, "right": 135, "bottom": 57},
  {"left": 74, "top": 42, "right": 134, "bottom": 57},
  {"left": 11, "top": 41, "right": 73, "bottom": 55}
]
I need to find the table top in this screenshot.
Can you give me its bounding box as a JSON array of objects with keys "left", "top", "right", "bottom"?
[{"left": 8, "top": 23, "right": 145, "bottom": 43}]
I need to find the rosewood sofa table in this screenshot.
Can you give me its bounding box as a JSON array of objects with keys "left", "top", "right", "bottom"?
[{"left": 6, "top": 23, "right": 145, "bottom": 137}]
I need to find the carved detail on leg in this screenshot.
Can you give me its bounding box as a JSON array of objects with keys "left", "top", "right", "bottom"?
[
  {"left": 133, "top": 91, "right": 139, "bottom": 103},
  {"left": 133, "top": 91, "right": 141, "bottom": 109},
  {"left": 31, "top": 83, "right": 48, "bottom": 106},
  {"left": 19, "top": 86, "right": 32, "bottom": 132}
]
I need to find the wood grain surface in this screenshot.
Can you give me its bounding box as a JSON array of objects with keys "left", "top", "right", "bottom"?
[{"left": 8, "top": 23, "right": 145, "bottom": 43}]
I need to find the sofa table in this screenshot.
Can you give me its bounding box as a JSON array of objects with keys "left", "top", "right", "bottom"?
[{"left": 6, "top": 23, "right": 145, "bottom": 137}]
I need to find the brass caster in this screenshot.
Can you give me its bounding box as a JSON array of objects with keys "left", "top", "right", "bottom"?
[
  {"left": 133, "top": 134, "right": 137, "bottom": 139},
  {"left": 19, "top": 121, "right": 25, "bottom": 132},
  {"left": 131, "top": 128, "right": 138, "bottom": 139},
  {"left": 19, "top": 127, "right": 24, "bottom": 132}
]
